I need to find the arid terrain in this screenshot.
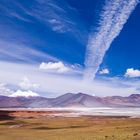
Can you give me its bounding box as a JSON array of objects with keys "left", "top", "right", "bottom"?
[{"left": 0, "top": 110, "right": 140, "bottom": 140}]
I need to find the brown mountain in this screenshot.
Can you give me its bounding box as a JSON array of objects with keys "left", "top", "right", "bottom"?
[{"left": 0, "top": 93, "right": 140, "bottom": 108}]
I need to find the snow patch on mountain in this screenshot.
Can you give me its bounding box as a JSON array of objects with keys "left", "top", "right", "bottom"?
[{"left": 9, "top": 90, "right": 40, "bottom": 97}]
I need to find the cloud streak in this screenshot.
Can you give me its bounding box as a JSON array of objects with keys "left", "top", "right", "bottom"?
[
  {"left": 84, "top": 0, "right": 139, "bottom": 81},
  {"left": 0, "top": 39, "right": 58, "bottom": 63}
]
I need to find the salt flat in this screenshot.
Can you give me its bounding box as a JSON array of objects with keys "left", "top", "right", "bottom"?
[{"left": 1, "top": 107, "right": 140, "bottom": 118}]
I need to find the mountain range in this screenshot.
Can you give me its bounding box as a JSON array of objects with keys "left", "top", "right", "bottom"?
[{"left": 0, "top": 93, "right": 140, "bottom": 108}]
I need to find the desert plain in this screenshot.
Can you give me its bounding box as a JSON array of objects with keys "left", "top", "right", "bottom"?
[{"left": 0, "top": 109, "right": 140, "bottom": 140}]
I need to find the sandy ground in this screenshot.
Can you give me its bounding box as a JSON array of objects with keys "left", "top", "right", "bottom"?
[{"left": 0, "top": 109, "right": 140, "bottom": 140}]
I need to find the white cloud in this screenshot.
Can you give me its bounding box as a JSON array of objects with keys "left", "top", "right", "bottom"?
[
  {"left": 0, "top": 61, "right": 140, "bottom": 97},
  {"left": 39, "top": 61, "right": 70, "bottom": 73},
  {"left": 9, "top": 90, "right": 40, "bottom": 97},
  {"left": 84, "top": 0, "right": 139, "bottom": 80},
  {"left": 0, "top": 83, "right": 13, "bottom": 96},
  {"left": 48, "top": 19, "right": 67, "bottom": 33},
  {"left": 125, "top": 68, "right": 140, "bottom": 78},
  {"left": 99, "top": 68, "right": 109, "bottom": 75},
  {"left": 19, "top": 77, "right": 39, "bottom": 90}
]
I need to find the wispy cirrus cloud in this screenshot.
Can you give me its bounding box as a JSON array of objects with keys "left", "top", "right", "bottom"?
[
  {"left": 84, "top": 0, "right": 139, "bottom": 81},
  {"left": 30, "top": 0, "right": 87, "bottom": 42},
  {"left": 0, "top": 1, "right": 32, "bottom": 23},
  {"left": 0, "top": 15, "right": 58, "bottom": 63},
  {"left": 0, "top": 0, "right": 87, "bottom": 64},
  {"left": 0, "top": 39, "right": 58, "bottom": 63},
  {"left": 1, "top": 0, "right": 87, "bottom": 38}
]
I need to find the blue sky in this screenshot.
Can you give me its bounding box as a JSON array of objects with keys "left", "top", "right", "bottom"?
[
  {"left": 104, "top": 3, "right": 140, "bottom": 76},
  {"left": 0, "top": 0, "right": 140, "bottom": 97}
]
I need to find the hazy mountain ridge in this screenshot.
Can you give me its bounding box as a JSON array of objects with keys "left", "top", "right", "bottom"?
[{"left": 0, "top": 93, "right": 140, "bottom": 108}]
